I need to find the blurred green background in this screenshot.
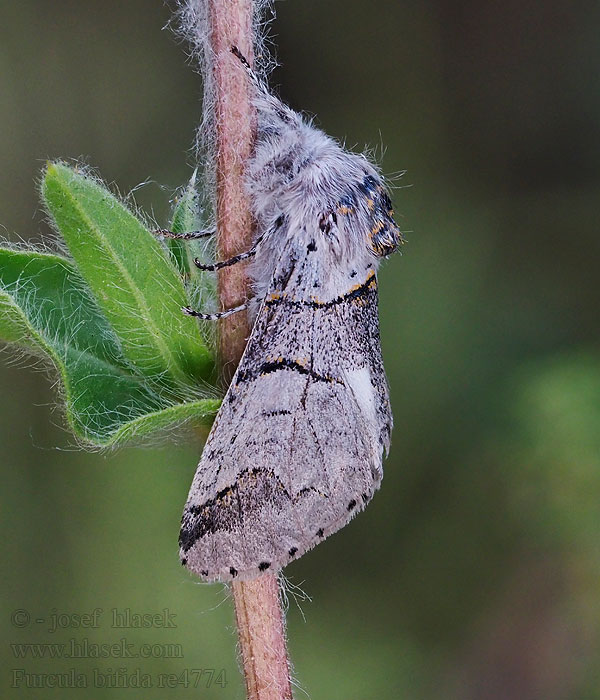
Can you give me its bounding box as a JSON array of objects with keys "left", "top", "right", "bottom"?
[{"left": 1, "top": 1, "right": 599, "bottom": 698}]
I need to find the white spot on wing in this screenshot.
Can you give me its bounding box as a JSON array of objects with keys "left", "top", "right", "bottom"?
[{"left": 344, "top": 365, "right": 378, "bottom": 459}]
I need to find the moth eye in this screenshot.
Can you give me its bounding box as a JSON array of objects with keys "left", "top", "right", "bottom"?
[{"left": 319, "top": 211, "right": 337, "bottom": 234}]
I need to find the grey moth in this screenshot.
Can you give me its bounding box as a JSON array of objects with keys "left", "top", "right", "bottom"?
[{"left": 178, "top": 48, "right": 403, "bottom": 582}]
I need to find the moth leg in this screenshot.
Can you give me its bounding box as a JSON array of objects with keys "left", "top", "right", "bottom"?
[
  {"left": 153, "top": 228, "right": 215, "bottom": 240},
  {"left": 182, "top": 303, "right": 248, "bottom": 321},
  {"left": 193, "top": 214, "right": 283, "bottom": 272},
  {"left": 194, "top": 249, "right": 256, "bottom": 272}
]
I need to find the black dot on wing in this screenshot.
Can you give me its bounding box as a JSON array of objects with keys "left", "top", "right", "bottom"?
[
  {"left": 362, "top": 493, "right": 369, "bottom": 503},
  {"left": 181, "top": 558, "right": 187, "bottom": 566},
  {"left": 200, "top": 570, "right": 208, "bottom": 576},
  {"left": 316, "top": 528, "right": 324, "bottom": 538},
  {"left": 258, "top": 561, "right": 271, "bottom": 572},
  {"left": 230, "top": 567, "right": 238, "bottom": 577},
  {"left": 289, "top": 547, "right": 298, "bottom": 557},
  {"left": 347, "top": 499, "right": 357, "bottom": 511},
  {"left": 307, "top": 240, "right": 317, "bottom": 252}
]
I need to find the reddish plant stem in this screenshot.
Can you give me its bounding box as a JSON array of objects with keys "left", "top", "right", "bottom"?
[
  {"left": 206, "top": 0, "right": 293, "bottom": 698},
  {"left": 209, "top": 0, "right": 254, "bottom": 382},
  {"left": 232, "top": 575, "right": 293, "bottom": 700}
]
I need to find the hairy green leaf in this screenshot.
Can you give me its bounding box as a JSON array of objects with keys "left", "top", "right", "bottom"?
[
  {"left": 168, "top": 173, "right": 201, "bottom": 279},
  {"left": 168, "top": 172, "right": 217, "bottom": 302},
  {"left": 0, "top": 247, "right": 219, "bottom": 445},
  {"left": 0, "top": 247, "right": 161, "bottom": 441},
  {"left": 42, "top": 163, "right": 214, "bottom": 395},
  {"left": 103, "top": 399, "right": 221, "bottom": 447}
]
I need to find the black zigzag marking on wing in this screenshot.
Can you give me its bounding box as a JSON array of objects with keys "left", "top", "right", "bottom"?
[
  {"left": 180, "top": 467, "right": 329, "bottom": 552},
  {"left": 236, "top": 358, "right": 342, "bottom": 386},
  {"left": 264, "top": 272, "right": 376, "bottom": 310}
]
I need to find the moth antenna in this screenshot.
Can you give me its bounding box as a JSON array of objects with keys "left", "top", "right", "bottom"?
[
  {"left": 231, "top": 44, "right": 293, "bottom": 122},
  {"left": 231, "top": 45, "right": 261, "bottom": 88}
]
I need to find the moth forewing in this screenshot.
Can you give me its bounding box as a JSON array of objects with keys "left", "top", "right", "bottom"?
[{"left": 180, "top": 225, "right": 393, "bottom": 582}]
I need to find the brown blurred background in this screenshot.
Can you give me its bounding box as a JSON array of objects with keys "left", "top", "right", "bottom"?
[{"left": 1, "top": 1, "right": 599, "bottom": 698}]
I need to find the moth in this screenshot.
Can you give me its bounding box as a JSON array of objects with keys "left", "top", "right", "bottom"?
[{"left": 176, "top": 48, "right": 403, "bottom": 582}]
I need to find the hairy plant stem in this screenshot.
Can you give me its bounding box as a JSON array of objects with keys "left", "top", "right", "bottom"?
[{"left": 205, "top": 0, "right": 293, "bottom": 698}]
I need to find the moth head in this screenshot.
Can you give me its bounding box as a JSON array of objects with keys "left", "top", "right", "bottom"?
[
  {"left": 336, "top": 174, "right": 403, "bottom": 258},
  {"left": 361, "top": 175, "right": 403, "bottom": 257}
]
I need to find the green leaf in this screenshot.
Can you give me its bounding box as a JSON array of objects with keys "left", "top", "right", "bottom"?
[
  {"left": 0, "top": 290, "right": 41, "bottom": 350},
  {"left": 0, "top": 247, "right": 159, "bottom": 441},
  {"left": 42, "top": 162, "right": 214, "bottom": 395},
  {"left": 168, "top": 172, "right": 217, "bottom": 301},
  {"left": 0, "top": 247, "right": 220, "bottom": 445},
  {"left": 102, "top": 399, "right": 221, "bottom": 447},
  {"left": 167, "top": 171, "right": 202, "bottom": 279}
]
